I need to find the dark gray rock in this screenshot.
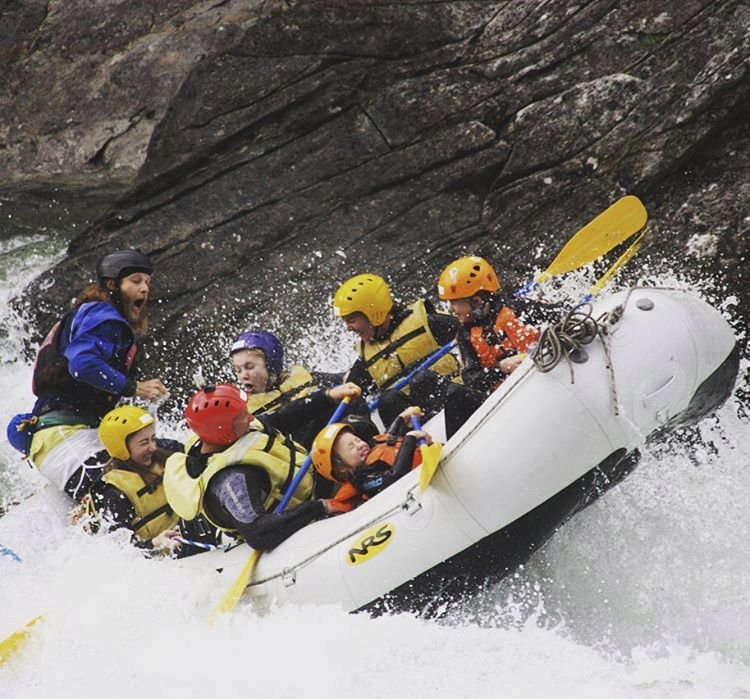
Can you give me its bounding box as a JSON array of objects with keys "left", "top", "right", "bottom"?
[{"left": 3, "top": 0, "right": 748, "bottom": 405}]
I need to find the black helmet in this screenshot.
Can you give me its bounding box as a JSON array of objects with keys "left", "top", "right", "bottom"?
[{"left": 96, "top": 249, "right": 153, "bottom": 284}]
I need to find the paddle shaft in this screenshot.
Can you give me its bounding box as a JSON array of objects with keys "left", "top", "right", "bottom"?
[
  {"left": 275, "top": 395, "right": 351, "bottom": 513},
  {"left": 367, "top": 340, "right": 457, "bottom": 412},
  {"left": 0, "top": 545, "right": 22, "bottom": 562},
  {"left": 174, "top": 536, "right": 217, "bottom": 551},
  {"left": 410, "top": 415, "right": 426, "bottom": 446}
]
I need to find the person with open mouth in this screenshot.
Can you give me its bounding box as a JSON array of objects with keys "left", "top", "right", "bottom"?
[
  {"left": 227, "top": 329, "right": 345, "bottom": 449},
  {"left": 7, "top": 249, "right": 169, "bottom": 502}
]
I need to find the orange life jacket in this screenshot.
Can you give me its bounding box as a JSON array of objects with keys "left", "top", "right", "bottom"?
[
  {"left": 470, "top": 306, "right": 539, "bottom": 369},
  {"left": 328, "top": 433, "right": 422, "bottom": 512},
  {"left": 366, "top": 433, "right": 423, "bottom": 471}
]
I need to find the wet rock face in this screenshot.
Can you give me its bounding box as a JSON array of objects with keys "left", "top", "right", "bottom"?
[
  {"left": 0, "top": 0, "right": 265, "bottom": 189},
  {"left": 6, "top": 1, "right": 749, "bottom": 397}
]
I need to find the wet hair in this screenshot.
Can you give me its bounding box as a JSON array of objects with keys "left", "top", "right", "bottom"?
[{"left": 75, "top": 283, "right": 112, "bottom": 305}]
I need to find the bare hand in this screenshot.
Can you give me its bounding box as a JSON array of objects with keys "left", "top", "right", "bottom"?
[
  {"left": 323, "top": 499, "right": 347, "bottom": 515},
  {"left": 136, "top": 379, "right": 169, "bottom": 402},
  {"left": 399, "top": 406, "right": 424, "bottom": 422},
  {"left": 151, "top": 528, "right": 182, "bottom": 553},
  {"left": 328, "top": 382, "right": 361, "bottom": 403},
  {"left": 498, "top": 354, "right": 526, "bottom": 374},
  {"left": 407, "top": 429, "right": 432, "bottom": 444}
]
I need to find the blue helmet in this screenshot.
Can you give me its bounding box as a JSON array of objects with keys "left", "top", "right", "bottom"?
[{"left": 229, "top": 331, "right": 285, "bottom": 376}]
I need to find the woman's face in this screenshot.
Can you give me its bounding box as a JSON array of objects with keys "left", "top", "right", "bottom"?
[
  {"left": 342, "top": 312, "right": 375, "bottom": 342},
  {"left": 231, "top": 349, "right": 271, "bottom": 393},
  {"left": 333, "top": 431, "right": 371, "bottom": 476},
  {"left": 126, "top": 424, "right": 158, "bottom": 467},
  {"left": 447, "top": 298, "right": 475, "bottom": 324}
]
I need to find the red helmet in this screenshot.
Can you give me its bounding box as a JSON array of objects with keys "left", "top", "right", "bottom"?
[{"left": 185, "top": 384, "right": 249, "bottom": 446}]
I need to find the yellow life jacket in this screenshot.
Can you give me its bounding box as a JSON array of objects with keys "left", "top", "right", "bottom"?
[
  {"left": 101, "top": 463, "right": 180, "bottom": 542},
  {"left": 164, "top": 420, "right": 313, "bottom": 532},
  {"left": 247, "top": 364, "right": 317, "bottom": 415},
  {"left": 360, "top": 300, "right": 461, "bottom": 391}
]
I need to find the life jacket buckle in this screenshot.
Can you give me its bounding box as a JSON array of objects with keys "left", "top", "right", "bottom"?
[{"left": 282, "top": 567, "right": 297, "bottom": 587}]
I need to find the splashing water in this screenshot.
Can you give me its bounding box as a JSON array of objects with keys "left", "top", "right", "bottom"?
[{"left": 1, "top": 236, "right": 750, "bottom": 698}]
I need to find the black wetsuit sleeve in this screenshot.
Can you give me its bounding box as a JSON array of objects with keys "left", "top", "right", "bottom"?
[
  {"left": 89, "top": 482, "right": 154, "bottom": 550},
  {"left": 156, "top": 438, "right": 184, "bottom": 453},
  {"left": 385, "top": 416, "right": 406, "bottom": 437},
  {"left": 262, "top": 389, "right": 334, "bottom": 435},
  {"left": 90, "top": 482, "right": 135, "bottom": 531},
  {"left": 514, "top": 296, "right": 561, "bottom": 326},
  {"left": 426, "top": 312, "right": 460, "bottom": 346},
  {"left": 310, "top": 370, "right": 345, "bottom": 388},
  {"left": 344, "top": 358, "right": 376, "bottom": 395},
  {"left": 456, "top": 329, "right": 498, "bottom": 393},
  {"left": 233, "top": 469, "right": 327, "bottom": 551},
  {"left": 391, "top": 434, "right": 418, "bottom": 478}
]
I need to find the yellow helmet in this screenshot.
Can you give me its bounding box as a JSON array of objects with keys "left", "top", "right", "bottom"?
[
  {"left": 333, "top": 274, "right": 393, "bottom": 326},
  {"left": 437, "top": 256, "right": 500, "bottom": 300},
  {"left": 311, "top": 423, "right": 352, "bottom": 482},
  {"left": 98, "top": 405, "right": 155, "bottom": 461}
]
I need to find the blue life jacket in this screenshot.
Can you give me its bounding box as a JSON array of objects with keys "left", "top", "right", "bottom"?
[{"left": 32, "top": 301, "right": 137, "bottom": 420}]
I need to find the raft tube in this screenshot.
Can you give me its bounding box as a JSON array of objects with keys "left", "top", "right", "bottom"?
[{"left": 167, "top": 288, "right": 743, "bottom": 615}]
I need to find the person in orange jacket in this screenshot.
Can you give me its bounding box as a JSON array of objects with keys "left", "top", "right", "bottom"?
[
  {"left": 311, "top": 406, "right": 431, "bottom": 512},
  {"left": 437, "top": 256, "right": 558, "bottom": 437},
  {"left": 438, "top": 256, "right": 542, "bottom": 392}
]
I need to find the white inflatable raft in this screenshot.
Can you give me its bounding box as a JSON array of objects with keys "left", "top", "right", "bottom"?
[{"left": 176, "top": 286, "right": 739, "bottom": 615}]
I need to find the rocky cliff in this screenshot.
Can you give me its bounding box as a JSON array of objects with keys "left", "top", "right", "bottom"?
[{"left": 3, "top": 0, "right": 748, "bottom": 400}]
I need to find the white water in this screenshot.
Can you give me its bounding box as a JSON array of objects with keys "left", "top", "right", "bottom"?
[{"left": 1, "top": 236, "right": 750, "bottom": 698}]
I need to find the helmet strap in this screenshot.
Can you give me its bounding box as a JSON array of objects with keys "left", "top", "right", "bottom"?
[
  {"left": 331, "top": 453, "right": 348, "bottom": 483},
  {"left": 373, "top": 314, "right": 391, "bottom": 340},
  {"left": 470, "top": 295, "right": 489, "bottom": 321}
]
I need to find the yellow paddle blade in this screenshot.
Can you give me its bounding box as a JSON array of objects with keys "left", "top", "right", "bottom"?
[
  {"left": 536, "top": 195, "right": 647, "bottom": 283},
  {"left": 588, "top": 227, "right": 648, "bottom": 297},
  {"left": 418, "top": 442, "right": 444, "bottom": 492},
  {"left": 210, "top": 549, "right": 260, "bottom": 621},
  {"left": 0, "top": 615, "right": 44, "bottom": 666}
]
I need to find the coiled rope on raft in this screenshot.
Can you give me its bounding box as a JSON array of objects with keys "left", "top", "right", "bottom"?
[{"left": 531, "top": 301, "right": 625, "bottom": 415}]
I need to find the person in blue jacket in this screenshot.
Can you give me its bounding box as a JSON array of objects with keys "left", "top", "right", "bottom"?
[{"left": 8, "top": 249, "right": 168, "bottom": 500}]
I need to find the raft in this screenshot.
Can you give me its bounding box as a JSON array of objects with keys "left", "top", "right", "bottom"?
[{"left": 176, "top": 286, "right": 739, "bottom": 615}]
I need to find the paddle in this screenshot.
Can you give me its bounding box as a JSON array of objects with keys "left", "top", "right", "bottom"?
[
  {"left": 410, "top": 416, "right": 444, "bottom": 492},
  {"left": 210, "top": 395, "right": 352, "bottom": 619},
  {"left": 365, "top": 196, "right": 647, "bottom": 408},
  {"left": 585, "top": 225, "right": 649, "bottom": 300},
  {"left": 0, "top": 545, "right": 22, "bottom": 562},
  {"left": 515, "top": 195, "right": 648, "bottom": 297},
  {"left": 367, "top": 339, "right": 458, "bottom": 412},
  {"left": 405, "top": 197, "right": 648, "bottom": 488},
  {"left": 173, "top": 536, "right": 218, "bottom": 551},
  {"left": 0, "top": 615, "right": 43, "bottom": 666}
]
